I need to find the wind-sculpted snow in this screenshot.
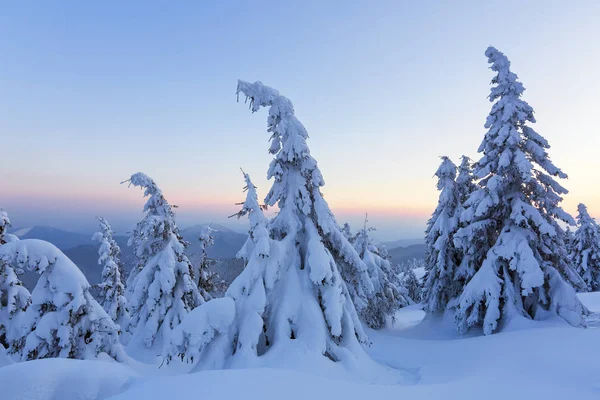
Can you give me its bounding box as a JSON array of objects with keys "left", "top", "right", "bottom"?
[{"left": 6, "top": 293, "right": 598, "bottom": 400}]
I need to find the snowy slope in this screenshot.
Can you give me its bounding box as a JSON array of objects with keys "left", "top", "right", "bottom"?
[{"left": 2, "top": 293, "right": 600, "bottom": 400}]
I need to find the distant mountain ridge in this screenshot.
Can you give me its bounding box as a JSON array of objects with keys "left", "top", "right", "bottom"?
[
  {"left": 386, "top": 244, "right": 426, "bottom": 265},
  {"left": 10, "top": 224, "right": 248, "bottom": 291},
  {"left": 382, "top": 238, "right": 424, "bottom": 249},
  {"left": 9, "top": 225, "right": 424, "bottom": 290}
]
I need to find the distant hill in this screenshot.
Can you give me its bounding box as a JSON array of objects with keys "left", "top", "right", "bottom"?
[
  {"left": 382, "top": 238, "right": 424, "bottom": 249},
  {"left": 181, "top": 224, "right": 247, "bottom": 260},
  {"left": 12, "top": 226, "right": 94, "bottom": 250},
  {"left": 387, "top": 244, "right": 426, "bottom": 265},
  {"left": 10, "top": 224, "right": 247, "bottom": 290}
]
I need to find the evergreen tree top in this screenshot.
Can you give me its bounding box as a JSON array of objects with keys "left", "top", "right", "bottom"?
[
  {"left": 126, "top": 172, "right": 176, "bottom": 219},
  {"left": 576, "top": 203, "right": 596, "bottom": 226},
  {"left": 435, "top": 156, "right": 457, "bottom": 186},
  {"left": 485, "top": 46, "right": 527, "bottom": 102},
  {"left": 236, "top": 80, "right": 324, "bottom": 215},
  {"left": 474, "top": 46, "right": 572, "bottom": 225}
]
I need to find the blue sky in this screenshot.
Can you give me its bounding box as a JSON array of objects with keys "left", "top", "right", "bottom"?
[{"left": 1, "top": 1, "right": 599, "bottom": 240}]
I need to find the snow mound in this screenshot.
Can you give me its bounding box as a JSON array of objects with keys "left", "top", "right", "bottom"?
[
  {"left": 168, "top": 297, "right": 235, "bottom": 362},
  {"left": 0, "top": 358, "right": 138, "bottom": 400},
  {"left": 0, "top": 346, "right": 13, "bottom": 368}
]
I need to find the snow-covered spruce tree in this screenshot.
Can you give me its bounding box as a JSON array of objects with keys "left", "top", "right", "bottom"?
[
  {"left": 351, "top": 216, "right": 410, "bottom": 329},
  {"left": 0, "top": 239, "right": 125, "bottom": 360},
  {"left": 571, "top": 204, "right": 600, "bottom": 292},
  {"left": 193, "top": 225, "right": 216, "bottom": 299},
  {"left": 454, "top": 47, "right": 585, "bottom": 335},
  {"left": 125, "top": 172, "right": 205, "bottom": 348},
  {"left": 422, "top": 157, "right": 462, "bottom": 314},
  {"left": 92, "top": 217, "right": 130, "bottom": 332},
  {"left": 185, "top": 82, "right": 376, "bottom": 370}
]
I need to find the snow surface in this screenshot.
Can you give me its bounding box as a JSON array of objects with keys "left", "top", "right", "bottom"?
[
  {"left": 2, "top": 293, "right": 599, "bottom": 399},
  {"left": 0, "top": 358, "right": 138, "bottom": 400}
]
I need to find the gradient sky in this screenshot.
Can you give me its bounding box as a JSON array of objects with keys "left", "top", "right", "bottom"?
[{"left": 1, "top": 1, "right": 599, "bottom": 240}]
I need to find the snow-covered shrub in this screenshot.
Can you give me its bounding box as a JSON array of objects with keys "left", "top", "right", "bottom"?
[
  {"left": 0, "top": 239, "right": 125, "bottom": 361},
  {"left": 454, "top": 47, "right": 586, "bottom": 335},
  {"left": 571, "top": 204, "right": 600, "bottom": 291},
  {"left": 167, "top": 297, "right": 235, "bottom": 364},
  {"left": 423, "top": 157, "right": 463, "bottom": 314},
  {"left": 92, "top": 217, "right": 129, "bottom": 333},
  {"left": 348, "top": 218, "right": 410, "bottom": 329},
  {"left": 125, "top": 173, "right": 206, "bottom": 349}
]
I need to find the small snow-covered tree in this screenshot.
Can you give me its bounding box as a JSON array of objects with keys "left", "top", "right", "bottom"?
[
  {"left": 92, "top": 217, "right": 129, "bottom": 332},
  {"left": 125, "top": 172, "right": 205, "bottom": 349},
  {"left": 454, "top": 47, "right": 585, "bottom": 335},
  {"left": 456, "top": 156, "right": 477, "bottom": 205},
  {"left": 423, "top": 157, "right": 462, "bottom": 314},
  {"left": 0, "top": 211, "right": 30, "bottom": 349},
  {"left": 399, "top": 260, "right": 422, "bottom": 303},
  {"left": 564, "top": 226, "right": 575, "bottom": 255},
  {"left": 193, "top": 225, "right": 216, "bottom": 298},
  {"left": 350, "top": 217, "right": 410, "bottom": 329},
  {"left": 0, "top": 211, "right": 10, "bottom": 245},
  {"left": 167, "top": 172, "right": 272, "bottom": 364},
  {"left": 183, "top": 82, "right": 374, "bottom": 370},
  {"left": 0, "top": 239, "right": 125, "bottom": 360},
  {"left": 571, "top": 204, "right": 600, "bottom": 292}
]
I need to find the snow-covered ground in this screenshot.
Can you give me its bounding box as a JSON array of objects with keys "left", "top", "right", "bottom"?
[{"left": 2, "top": 293, "right": 600, "bottom": 400}]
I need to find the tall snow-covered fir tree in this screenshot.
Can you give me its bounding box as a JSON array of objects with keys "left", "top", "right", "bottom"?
[
  {"left": 178, "top": 81, "right": 377, "bottom": 370},
  {"left": 423, "top": 157, "right": 462, "bottom": 314},
  {"left": 92, "top": 217, "right": 130, "bottom": 333},
  {"left": 0, "top": 239, "right": 125, "bottom": 361},
  {"left": 454, "top": 47, "right": 586, "bottom": 335},
  {"left": 571, "top": 204, "right": 600, "bottom": 292},
  {"left": 125, "top": 172, "right": 205, "bottom": 349},
  {"left": 350, "top": 216, "right": 410, "bottom": 329}
]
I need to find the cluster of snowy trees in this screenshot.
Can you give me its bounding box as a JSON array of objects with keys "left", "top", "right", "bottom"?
[
  {"left": 423, "top": 46, "right": 598, "bottom": 334},
  {"left": 0, "top": 81, "right": 416, "bottom": 366},
  {"left": 2, "top": 45, "right": 596, "bottom": 371}
]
